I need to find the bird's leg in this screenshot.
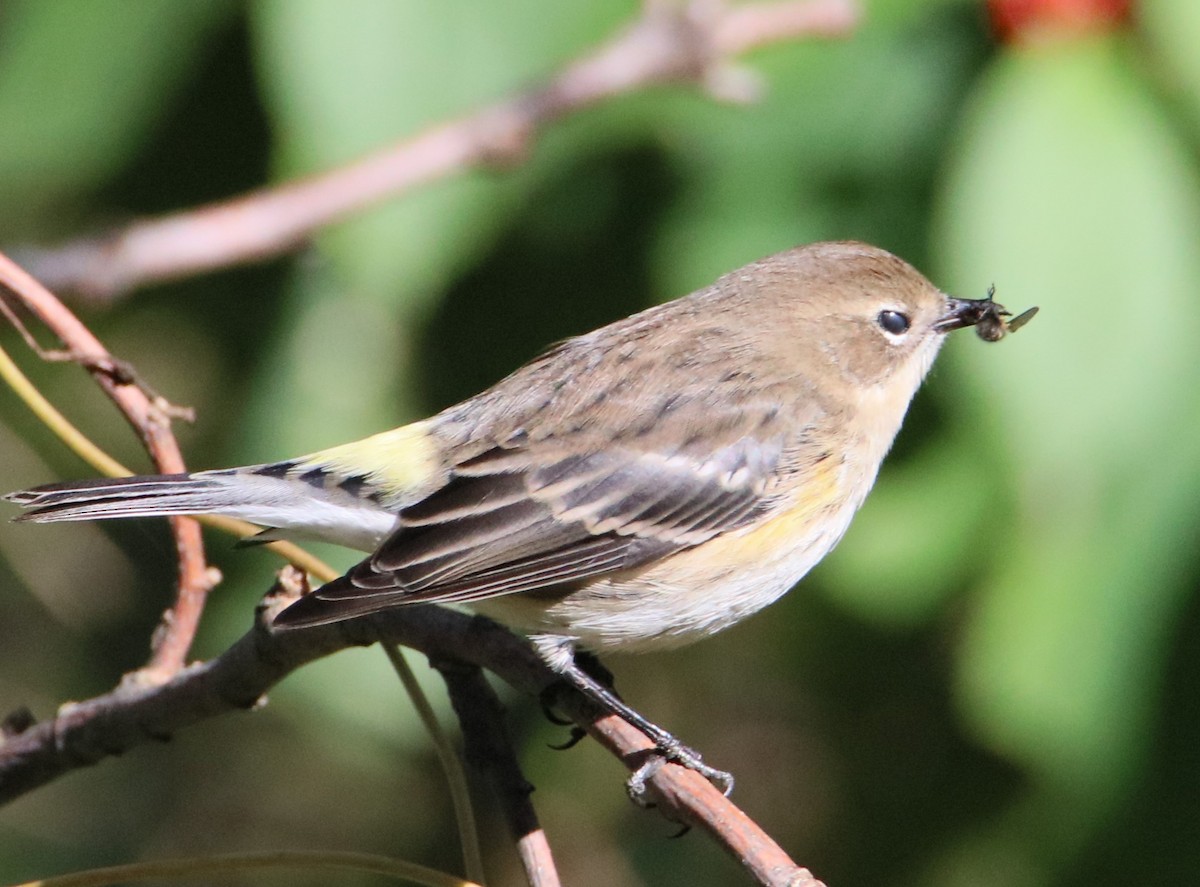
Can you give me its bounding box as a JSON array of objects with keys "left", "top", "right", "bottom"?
[
  {"left": 571, "top": 648, "right": 616, "bottom": 687},
  {"left": 540, "top": 650, "right": 612, "bottom": 749},
  {"left": 533, "top": 635, "right": 734, "bottom": 803}
]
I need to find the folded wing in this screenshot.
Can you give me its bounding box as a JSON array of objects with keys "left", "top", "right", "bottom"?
[{"left": 275, "top": 433, "right": 786, "bottom": 626}]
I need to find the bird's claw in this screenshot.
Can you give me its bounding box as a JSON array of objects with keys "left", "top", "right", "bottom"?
[
  {"left": 625, "top": 740, "right": 734, "bottom": 805},
  {"left": 547, "top": 725, "right": 588, "bottom": 751}
]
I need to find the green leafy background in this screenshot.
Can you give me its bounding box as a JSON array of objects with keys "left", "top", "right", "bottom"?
[{"left": 1, "top": 1, "right": 1198, "bottom": 885}]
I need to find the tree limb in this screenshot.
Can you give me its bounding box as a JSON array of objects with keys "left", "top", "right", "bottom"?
[
  {"left": 16, "top": 0, "right": 859, "bottom": 302},
  {"left": 0, "top": 570, "right": 825, "bottom": 887},
  {"left": 432, "top": 656, "right": 562, "bottom": 887}
]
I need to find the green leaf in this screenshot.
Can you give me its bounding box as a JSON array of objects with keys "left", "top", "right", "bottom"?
[
  {"left": 242, "top": 0, "right": 631, "bottom": 458},
  {"left": 1141, "top": 0, "right": 1200, "bottom": 135},
  {"left": 935, "top": 35, "right": 1200, "bottom": 793},
  {"left": 0, "top": 0, "right": 235, "bottom": 230},
  {"left": 650, "top": 7, "right": 980, "bottom": 297}
]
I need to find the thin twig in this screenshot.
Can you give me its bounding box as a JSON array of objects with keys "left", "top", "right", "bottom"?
[
  {"left": 0, "top": 331, "right": 338, "bottom": 579},
  {"left": 0, "top": 341, "right": 131, "bottom": 479},
  {"left": 0, "top": 251, "right": 210, "bottom": 677},
  {"left": 0, "top": 260, "right": 487, "bottom": 875},
  {"left": 0, "top": 293, "right": 194, "bottom": 419},
  {"left": 583, "top": 715, "right": 825, "bottom": 887},
  {"left": 433, "top": 657, "right": 561, "bottom": 887},
  {"left": 381, "top": 643, "right": 486, "bottom": 886},
  {"left": 0, "top": 588, "right": 824, "bottom": 887},
  {"left": 7, "top": 849, "right": 483, "bottom": 887},
  {"left": 16, "top": 0, "right": 859, "bottom": 301}
]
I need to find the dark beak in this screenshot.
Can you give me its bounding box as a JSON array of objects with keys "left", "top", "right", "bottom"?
[{"left": 934, "top": 295, "right": 1010, "bottom": 334}]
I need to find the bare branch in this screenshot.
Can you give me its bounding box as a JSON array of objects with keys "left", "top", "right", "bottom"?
[
  {"left": 579, "top": 713, "right": 826, "bottom": 886},
  {"left": 17, "top": 0, "right": 859, "bottom": 302},
  {"left": 0, "top": 251, "right": 212, "bottom": 676},
  {"left": 433, "top": 657, "right": 562, "bottom": 887},
  {"left": 0, "top": 572, "right": 824, "bottom": 887}
]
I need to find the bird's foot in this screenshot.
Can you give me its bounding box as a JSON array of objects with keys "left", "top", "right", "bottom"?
[
  {"left": 538, "top": 684, "right": 591, "bottom": 750},
  {"left": 626, "top": 736, "right": 734, "bottom": 805}
]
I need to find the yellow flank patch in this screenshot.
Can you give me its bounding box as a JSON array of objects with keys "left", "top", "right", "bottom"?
[
  {"left": 299, "top": 421, "right": 439, "bottom": 496},
  {"left": 702, "top": 458, "right": 846, "bottom": 567}
]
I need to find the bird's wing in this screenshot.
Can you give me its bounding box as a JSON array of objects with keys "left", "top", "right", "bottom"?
[{"left": 276, "top": 427, "right": 800, "bottom": 625}]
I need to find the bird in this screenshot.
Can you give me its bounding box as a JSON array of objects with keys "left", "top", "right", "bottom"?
[{"left": 6, "top": 241, "right": 1010, "bottom": 797}]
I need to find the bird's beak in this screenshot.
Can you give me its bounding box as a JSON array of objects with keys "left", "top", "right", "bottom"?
[{"left": 934, "top": 296, "right": 1009, "bottom": 333}]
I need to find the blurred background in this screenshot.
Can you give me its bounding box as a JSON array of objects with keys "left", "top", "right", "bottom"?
[{"left": 1, "top": 0, "right": 1198, "bottom": 885}]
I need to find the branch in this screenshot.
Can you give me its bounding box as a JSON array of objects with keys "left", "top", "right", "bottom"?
[
  {"left": 17, "top": 0, "right": 859, "bottom": 301},
  {"left": 433, "top": 657, "right": 562, "bottom": 887},
  {"left": 0, "top": 252, "right": 212, "bottom": 676},
  {"left": 0, "top": 571, "right": 825, "bottom": 887}
]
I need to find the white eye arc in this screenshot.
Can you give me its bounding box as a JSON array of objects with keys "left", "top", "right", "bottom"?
[{"left": 876, "top": 309, "right": 912, "bottom": 338}]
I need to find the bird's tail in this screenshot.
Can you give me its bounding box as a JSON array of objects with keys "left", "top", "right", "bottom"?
[
  {"left": 8, "top": 471, "right": 256, "bottom": 522},
  {"left": 5, "top": 464, "right": 399, "bottom": 551},
  {"left": 6, "top": 424, "right": 442, "bottom": 550}
]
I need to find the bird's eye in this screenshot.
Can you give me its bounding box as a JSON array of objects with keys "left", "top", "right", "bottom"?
[{"left": 876, "top": 310, "right": 911, "bottom": 336}]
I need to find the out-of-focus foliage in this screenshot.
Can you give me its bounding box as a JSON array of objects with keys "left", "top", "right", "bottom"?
[{"left": 0, "top": 2, "right": 1197, "bottom": 886}]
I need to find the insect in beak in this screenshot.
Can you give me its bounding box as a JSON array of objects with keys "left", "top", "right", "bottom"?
[{"left": 937, "top": 285, "right": 1039, "bottom": 342}]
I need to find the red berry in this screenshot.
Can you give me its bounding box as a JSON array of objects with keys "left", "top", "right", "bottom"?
[{"left": 988, "top": 0, "right": 1132, "bottom": 42}]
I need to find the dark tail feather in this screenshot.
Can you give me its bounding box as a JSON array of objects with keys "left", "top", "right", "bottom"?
[
  {"left": 273, "top": 574, "right": 409, "bottom": 629},
  {"left": 4, "top": 474, "right": 226, "bottom": 522},
  {"left": 8, "top": 468, "right": 400, "bottom": 551}
]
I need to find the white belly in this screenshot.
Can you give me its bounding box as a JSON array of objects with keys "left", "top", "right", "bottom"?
[{"left": 472, "top": 500, "right": 858, "bottom": 655}]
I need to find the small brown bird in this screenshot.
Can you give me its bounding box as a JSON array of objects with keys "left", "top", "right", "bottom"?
[{"left": 7, "top": 241, "right": 1012, "bottom": 796}]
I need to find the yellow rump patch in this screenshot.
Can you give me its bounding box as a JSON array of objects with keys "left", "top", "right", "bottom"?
[{"left": 298, "top": 422, "right": 439, "bottom": 497}]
